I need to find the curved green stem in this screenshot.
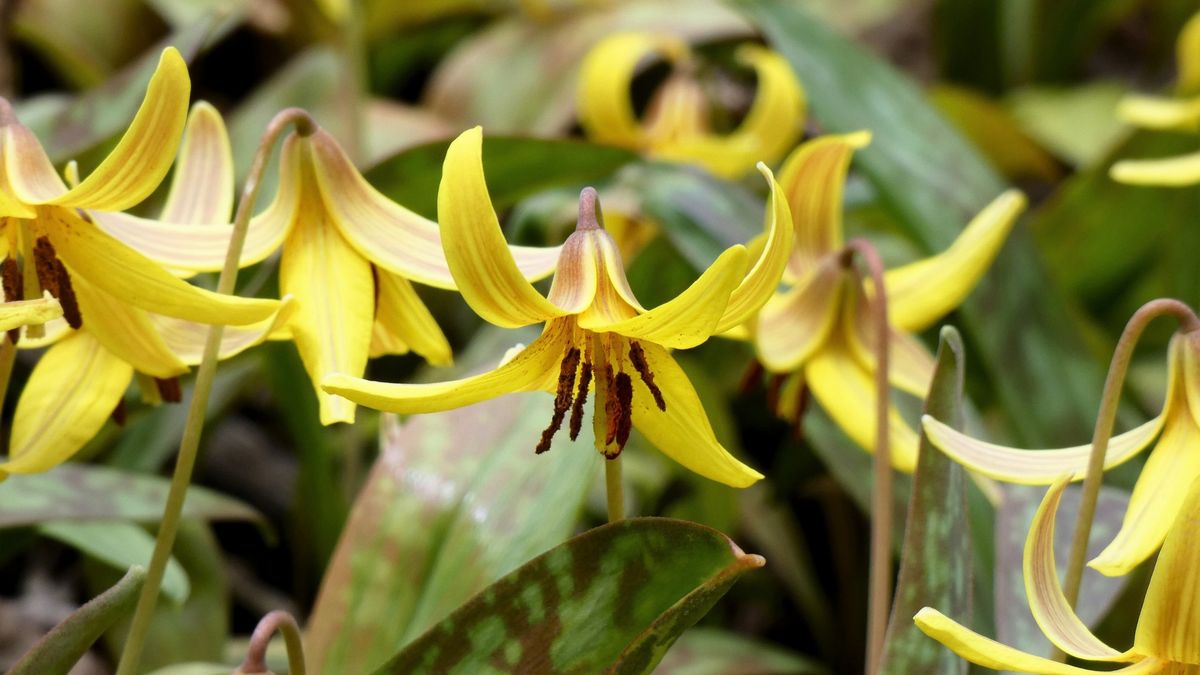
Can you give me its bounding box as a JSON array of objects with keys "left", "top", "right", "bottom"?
[{"left": 115, "top": 108, "right": 317, "bottom": 675}]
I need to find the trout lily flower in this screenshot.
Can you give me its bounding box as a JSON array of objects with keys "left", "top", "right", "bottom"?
[
  {"left": 578, "top": 32, "right": 805, "bottom": 178},
  {"left": 915, "top": 473, "right": 1200, "bottom": 674},
  {"left": 1110, "top": 11, "right": 1200, "bottom": 186},
  {"left": 0, "top": 103, "right": 295, "bottom": 480},
  {"left": 923, "top": 330, "right": 1200, "bottom": 576},
  {"left": 323, "top": 127, "right": 794, "bottom": 487},
  {"left": 750, "top": 133, "right": 1025, "bottom": 472},
  {"left": 93, "top": 113, "right": 562, "bottom": 426}
]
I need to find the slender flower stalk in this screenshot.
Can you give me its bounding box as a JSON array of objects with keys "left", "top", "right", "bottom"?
[
  {"left": 116, "top": 108, "right": 317, "bottom": 675},
  {"left": 236, "top": 610, "right": 307, "bottom": 675},
  {"left": 605, "top": 454, "right": 625, "bottom": 522}
]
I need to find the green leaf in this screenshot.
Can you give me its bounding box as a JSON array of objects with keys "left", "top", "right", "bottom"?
[
  {"left": 8, "top": 566, "right": 146, "bottom": 675},
  {"left": 371, "top": 518, "right": 764, "bottom": 674},
  {"left": 879, "top": 326, "right": 971, "bottom": 675},
  {"left": 655, "top": 628, "right": 826, "bottom": 674},
  {"left": 364, "top": 136, "right": 637, "bottom": 220},
  {"left": 730, "top": 0, "right": 1108, "bottom": 447},
  {"left": 0, "top": 464, "right": 262, "bottom": 528},
  {"left": 39, "top": 521, "right": 190, "bottom": 603},
  {"left": 305, "top": 387, "right": 601, "bottom": 674}
]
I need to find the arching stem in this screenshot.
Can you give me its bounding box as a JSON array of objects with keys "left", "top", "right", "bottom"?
[{"left": 236, "top": 610, "right": 307, "bottom": 675}]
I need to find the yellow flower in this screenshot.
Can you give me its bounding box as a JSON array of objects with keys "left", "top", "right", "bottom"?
[
  {"left": 1110, "top": 11, "right": 1200, "bottom": 186},
  {"left": 915, "top": 473, "right": 1200, "bottom": 674},
  {"left": 0, "top": 103, "right": 295, "bottom": 480},
  {"left": 750, "top": 133, "right": 1025, "bottom": 472},
  {"left": 322, "top": 127, "right": 794, "bottom": 487},
  {"left": 577, "top": 32, "right": 805, "bottom": 178},
  {"left": 924, "top": 331, "right": 1200, "bottom": 576},
  {"left": 96, "top": 112, "right": 562, "bottom": 425}
]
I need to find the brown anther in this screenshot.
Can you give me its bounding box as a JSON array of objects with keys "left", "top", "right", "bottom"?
[
  {"left": 33, "top": 237, "right": 81, "bottom": 329},
  {"left": 155, "top": 377, "right": 182, "bottom": 404},
  {"left": 111, "top": 398, "right": 127, "bottom": 426},
  {"left": 791, "top": 378, "right": 811, "bottom": 441},
  {"left": 737, "top": 360, "right": 764, "bottom": 394},
  {"left": 604, "top": 364, "right": 620, "bottom": 447},
  {"left": 766, "top": 374, "right": 787, "bottom": 413},
  {"left": 613, "top": 372, "right": 634, "bottom": 451},
  {"left": 536, "top": 347, "right": 580, "bottom": 454},
  {"left": 569, "top": 360, "right": 592, "bottom": 441},
  {"left": 628, "top": 342, "right": 665, "bottom": 411},
  {"left": 576, "top": 187, "right": 605, "bottom": 232},
  {"left": 1, "top": 257, "right": 22, "bottom": 343}
]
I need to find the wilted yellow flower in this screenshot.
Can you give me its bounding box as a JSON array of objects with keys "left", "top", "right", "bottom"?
[
  {"left": 915, "top": 473, "right": 1200, "bottom": 673},
  {"left": 924, "top": 330, "right": 1200, "bottom": 576},
  {"left": 323, "top": 127, "right": 793, "bottom": 487},
  {"left": 578, "top": 32, "right": 805, "bottom": 178},
  {"left": 750, "top": 133, "right": 1025, "bottom": 472}
]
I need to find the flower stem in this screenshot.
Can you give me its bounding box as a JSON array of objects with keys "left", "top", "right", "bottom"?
[
  {"left": 115, "top": 108, "right": 317, "bottom": 675},
  {"left": 1062, "top": 298, "right": 1200, "bottom": 609},
  {"left": 338, "top": 0, "right": 365, "bottom": 163},
  {"left": 605, "top": 455, "right": 625, "bottom": 522},
  {"left": 844, "top": 238, "right": 891, "bottom": 675},
  {"left": 236, "top": 610, "right": 306, "bottom": 675},
  {"left": 0, "top": 337, "right": 16, "bottom": 415}
]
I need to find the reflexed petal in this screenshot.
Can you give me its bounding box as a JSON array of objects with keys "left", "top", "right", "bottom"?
[
  {"left": 0, "top": 295, "right": 61, "bottom": 332},
  {"left": 44, "top": 208, "right": 278, "bottom": 325},
  {"left": 1135, "top": 475, "right": 1200, "bottom": 662},
  {"left": 716, "top": 163, "right": 794, "bottom": 332},
  {"left": 322, "top": 320, "right": 570, "bottom": 414},
  {"left": 1180, "top": 10, "right": 1200, "bottom": 93},
  {"left": 71, "top": 274, "right": 187, "bottom": 378},
  {"left": 1089, "top": 415, "right": 1200, "bottom": 576},
  {"left": 150, "top": 295, "right": 298, "bottom": 365},
  {"left": 0, "top": 333, "right": 132, "bottom": 478},
  {"left": 577, "top": 32, "right": 689, "bottom": 148},
  {"left": 17, "top": 317, "right": 71, "bottom": 348},
  {"left": 161, "top": 101, "right": 235, "bottom": 224},
  {"left": 844, "top": 280, "right": 936, "bottom": 398},
  {"left": 805, "top": 339, "right": 920, "bottom": 472},
  {"left": 642, "top": 75, "right": 708, "bottom": 146},
  {"left": 439, "top": 127, "right": 566, "bottom": 327},
  {"left": 913, "top": 609, "right": 1158, "bottom": 675},
  {"left": 1024, "top": 477, "right": 1136, "bottom": 661},
  {"left": 883, "top": 189, "right": 1025, "bottom": 332},
  {"left": 373, "top": 269, "right": 452, "bottom": 366},
  {"left": 778, "top": 133, "right": 870, "bottom": 274},
  {"left": 280, "top": 167, "right": 375, "bottom": 425},
  {"left": 581, "top": 244, "right": 747, "bottom": 349},
  {"left": 545, "top": 232, "right": 600, "bottom": 315},
  {"left": 9, "top": 48, "right": 189, "bottom": 211},
  {"left": 1111, "top": 152, "right": 1200, "bottom": 186},
  {"left": 631, "top": 342, "right": 762, "bottom": 487},
  {"left": 1116, "top": 95, "right": 1200, "bottom": 130},
  {"left": 921, "top": 415, "right": 1160, "bottom": 485},
  {"left": 755, "top": 258, "right": 844, "bottom": 372}
]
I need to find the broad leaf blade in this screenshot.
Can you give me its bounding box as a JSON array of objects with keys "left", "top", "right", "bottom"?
[
  {"left": 9, "top": 566, "right": 145, "bottom": 675},
  {"left": 372, "top": 518, "right": 764, "bottom": 675},
  {"left": 39, "top": 521, "right": 189, "bottom": 603},
  {"left": 879, "top": 326, "right": 971, "bottom": 675}
]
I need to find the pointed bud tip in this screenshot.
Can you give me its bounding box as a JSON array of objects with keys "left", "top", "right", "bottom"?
[{"left": 577, "top": 187, "right": 605, "bottom": 231}]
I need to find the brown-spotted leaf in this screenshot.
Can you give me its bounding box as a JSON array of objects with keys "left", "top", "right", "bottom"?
[
  {"left": 371, "top": 518, "right": 764, "bottom": 674},
  {"left": 654, "top": 628, "right": 826, "bottom": 674}
]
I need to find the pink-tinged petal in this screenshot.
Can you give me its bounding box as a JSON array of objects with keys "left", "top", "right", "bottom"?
[
  {"left": 149, "top": 295, "right": 298, "bottom": 365},
  {"left": 544, "top": 230, "right": 600, "bottom": 315},
  {"left": 843, "top": 280, "right": 936, "bottom": 398},
  {"left": 160, "top": 101, "right": 235, "bottom": 224},
  {"left": 755, "top": 257, "right": 844, "bottom": 372}
]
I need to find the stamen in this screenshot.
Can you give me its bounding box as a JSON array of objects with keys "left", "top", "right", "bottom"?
[
  {"left": 155, "top": 377, "right": 182, "bottom": 404},
  {"left": 604, "top": 363, "right": 620, "bottom": 447},
  {"left": 535, "top": 347, "right": 580, "bottom": 454},
  {"left": 33, "top": 237, "right": 81, "bottom": 329},
  {"left": 628, "top": 341, "right": 665, "bottom": 411},
  {"left": 612, "top": 372, "right": 634, "bottom": 452},
  {"left": 791, "top": 378, "right": 810, "bottom": 441},
  {"left": 737, "top": 360, "right": 764, "bottom": 394},
  {"left": 766, "top": 374, "right": 787, "bottom": 413},
  {"left": 1, "top": 257, "right": 22, "bottom": 343},
  {"left": 569, "top": 360, "right": 592, "bottom": 441},
  {"left": 111, "top": 398, "right": 127, "bottom": 426}
]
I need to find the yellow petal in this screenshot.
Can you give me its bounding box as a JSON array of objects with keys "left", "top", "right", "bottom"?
[
  {"left": 778, "top": 132, "right": 870, "bottom": 275},
  {"left": 438, "top": 127, "right": 567, "bottom": 327},
  {"left": 1178, "top": 10, "right": 1200, "bottom": 94},
  {"left": 0, "top": 333, "right": 132, "bottom": 477},
  {"left": 161, "top": 101, "right": 235, "bottom": 224},
  {"left": 545, "top": 228, "right": 601, "bottom": 315},
  {"left": 805, "top": 339, "right": 919, "bottom": 472},
  {"left": 279, "top": 165, "right": 375, "bottom": 426},
  {"left": 755, "top": 258, "right": 844, "bottom": 372},
  {"left": 581, "top": 244, "right": 747, "bottom": 349},
  {"left": 1116, "top": 94, "right": 1200, "bottom": 131},
  {"left": 1111, "top": 152, "right": 1200, "bottom": 187},
  {"left": 149, "top": 295, "right": 298, "bottom": 365},
  {"left": 921, "top": 415, "right": 1160, "bottom": 485},
  {"left": 71, "top": 273, "right": 187, "bottom": 378},
  {"left": 716, "top": 163, "right": 794, "bottom": 333},
  {"left": 843, "top": 279, "right": 935, "bottom": 398},
  {"left": 913, "top": 608, "right": 1158, "bottom": 675},
  {"left": 44, "top": 208, "right": 278, "bottom": 325},
  {"left": 883, "top": 189, "right": 1025, "bottom": 332},
  {"left": 94, "top": 132, "right": 301, "bottom": 272},
  {"left": 7, "top": 48, "right": 189, "bottom": 211},
  {"left": 1134, "top": 475, "right": 1200, "bottom": 662},
  {"left": 0, "top": 295, "right": 61, "bottom": 332},
  {"left": 322, "top": 320, "right": 569, "bottom": 414},
  {"left": 642, "top": 74, "right": 709, "bottom": 147},
  {"left": 631, "top": 341, "right": 762, "bottom": 487},
  {"left": 373, "top": 269, "right": 452, "bottom": 367},
  {"left": 577, "top": 32, "right": 689, "bottom": 148},
  {"left": 1024, "top": 477, "right": 1137, "bottom": 661}
]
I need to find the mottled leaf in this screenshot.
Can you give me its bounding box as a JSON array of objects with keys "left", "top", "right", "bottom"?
[
  {"left": 0, "top": 464, "right": 262, "bottom": 528},
  {"left": 8, "top": 566, "right": 145, "bottom": 675},
  {"left": 879, "top": 326, "right": 971, "bottom": 675},
  {"left": 655, "top": 628, "right": 826, "bottom": 674},
  {"left": 39, "top": 521, "right": 189, "bottom": 603},
  {"left": 372, "top": 518, "right": 764, "bottom": 674}
]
